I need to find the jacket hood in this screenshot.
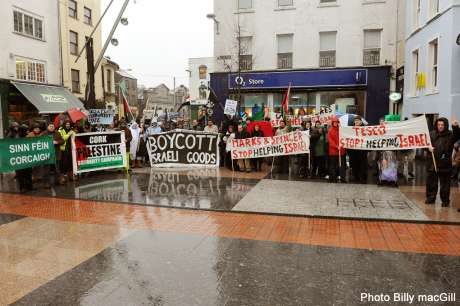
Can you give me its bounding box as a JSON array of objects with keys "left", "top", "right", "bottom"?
[{"left": 434, "top": 117, "right": 449, "bottom": 133}]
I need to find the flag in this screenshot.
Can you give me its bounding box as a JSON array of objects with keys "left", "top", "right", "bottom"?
[
  {"left": 281, "top": 83, "right": 291, "bottom": 116},
  {"left": 252, "top": 110, "right": 265, "bottom": 121},
  {"left": 119, "top": 80, "right": 134, "bottom": 122}
]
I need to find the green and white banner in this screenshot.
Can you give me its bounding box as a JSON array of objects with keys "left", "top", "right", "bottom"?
[
  {"left": 0, "top": 136, "right": 56, "bottom": 173},
  {"left": 71, "top": 131, "right": 127, "bottom": 174}
]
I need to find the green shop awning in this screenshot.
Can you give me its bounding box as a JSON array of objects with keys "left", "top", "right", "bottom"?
[{"left": 12, "top": 81, "right": 85, "bottom": 114}]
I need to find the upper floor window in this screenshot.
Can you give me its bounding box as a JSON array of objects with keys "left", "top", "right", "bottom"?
[
  {"left": 238, "top": 0, "right": 252, "bottom": 9},
  {"left": 71, "top": 69, "right": 80, "bottom": 93},
  {"left": 319, "top": 31, "right": 337, "bottom": 67},
  {"left": 363, "top": 30, "right": 381, "bottom": 66},
  {"left": 13, "top": 10, "right": 44, "bottom": 40},
  {"left": 430, "top": 0, "right": 439, "bottom": 17},
  {"left": 277, "top": 34, "right": 293, "bottom": 69},
  {"left": 320, "top": 0, "right": 336, "bottom": 4},
  {"left": 106, "top": 69, "right": 112, "bottom": 93},
  {"left": 414, "top": 0, "right": 421, "bottom": 29},
  {"left": 278, "top": 0, "right": 293, "bottom": 7},
  {"left": 84, "top": 7, "right": 92, "bottom": 25},
  {"left": 15, "top": 57, "right": 46, "bottom": 83},
  {"left": 239, "top": 36, "right": 253, "bottom": 70},
  {"left": 429, "top": 39, "right": 438, "bottom": 90},
  {"left": 411, "top": 49, "right": 419, "bottom": 95},
  {"left": 69, "top": 30, "right": 79, "bottom": 55},
  {"left": 198, "top": 65, "right": 207, "bottom": 79},
  {"left": 69, "top": 0, "right": 77, "bottom": 18}
]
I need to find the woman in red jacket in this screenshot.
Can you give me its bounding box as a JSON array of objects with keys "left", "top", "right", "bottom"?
[{"left": 328, "top": 117, "right": 347, "bottom": 182}]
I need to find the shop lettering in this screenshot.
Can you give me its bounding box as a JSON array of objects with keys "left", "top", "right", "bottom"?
[{"left": 248, "top": 79, "right": 264, "bottom": 85}]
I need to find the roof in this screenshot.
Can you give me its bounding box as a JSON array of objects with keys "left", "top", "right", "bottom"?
[{"left": 117, "top": 69, "right": 137, "bottom": 80}]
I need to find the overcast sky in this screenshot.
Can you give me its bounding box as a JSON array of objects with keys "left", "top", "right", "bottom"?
[{"left": 102, "top": 0, "right": 213, "bottom": 89}]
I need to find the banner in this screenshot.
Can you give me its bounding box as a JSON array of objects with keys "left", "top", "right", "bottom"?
[
  {"left": 88, "top": 109, "right": 115, "bottom": 125},
  {"left": 224, "top": 99, "right": 238, "bottom": 116},
  {"left": 0, "top": 136, "right": 56, "bottom": 173},
  {"left": 339, "top": 116, "right": 431, "bottom": 150},
  {"left": 231, "top": 131, "right": 310, "bottom": 160},
  {"left": 147, "top": 130, "right": 219, "bottom": 168},
  {"left": 71, "top": 131, "right": 127, "bottom": 174}
]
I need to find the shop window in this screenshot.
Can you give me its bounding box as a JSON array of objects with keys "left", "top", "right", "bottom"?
[
  {"left": 238, "top": 0, "right": 252, "bottom": 9},
  {"left": 15, "top": 58, "right": 46, "bottom": 83},
  {"left": 69, "top": 30, "right": 79, "bottom": 55},
  {"left": 198, "top": 65, "right": 207, "bottom": 79},
  {"left": 363, "top": 30, "right": 381, "bottom": 66},
  {"left": 429, "top": 39, "right": 438, "bottom": 90},
  {"left": 13, "top": 10, "right": 44, "bottom": 40},
  {"left": 71, "top": 69, "right": 80, "bottom": 93},
  {"left": 84, "top": 7, "right": 92, "bottom": 25},
  {"left": 69, "top": 0, "right": 77, "bottom": 18},
  {"left": 277, "top": 34, "right": 293, "bottom": 69},
  {"left": 319, "top": 31, "right": 336, "bottom": 67}
]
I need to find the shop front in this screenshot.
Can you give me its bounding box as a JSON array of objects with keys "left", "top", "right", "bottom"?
[
  {"left": 0, "top": 79, "right": 84, "bottom": 137},
  {"left": 210, "top": 67, "right": 391, "bottom": 125}
]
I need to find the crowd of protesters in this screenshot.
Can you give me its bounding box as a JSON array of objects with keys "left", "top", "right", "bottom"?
[{"left": 5, "top": 109, "right": 460, "bottom": 211}]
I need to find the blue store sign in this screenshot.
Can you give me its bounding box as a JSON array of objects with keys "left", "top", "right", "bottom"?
[{"left": 228, "top": 69, "right": 367, "bottom": 90}]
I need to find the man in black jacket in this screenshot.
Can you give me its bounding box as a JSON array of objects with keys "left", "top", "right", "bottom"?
[{"left": 425, "top": 117, "right": 460, "bottom": 207}]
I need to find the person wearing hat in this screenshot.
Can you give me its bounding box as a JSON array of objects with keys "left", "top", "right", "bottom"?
[
  {"left": 117, "top": 120, "right": 133, "bottom": 171},
  {"left": 348, "top": 115, "right": 368, "bottom": 183}
]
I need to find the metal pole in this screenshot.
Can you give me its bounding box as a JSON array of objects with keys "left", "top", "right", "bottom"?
[{"left": 94, "top": 0, "right": 130, "bottom": 71}]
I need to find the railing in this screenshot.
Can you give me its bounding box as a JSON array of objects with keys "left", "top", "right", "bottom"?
[
  {"left": 319, "top": 51, "right": 336, "bottom": 67},
  {"left": 277, "top": 53, "right": 293, "bottom": 69},
  {"left": 363, "top": 49, "right": 380, "bottom": 66}
]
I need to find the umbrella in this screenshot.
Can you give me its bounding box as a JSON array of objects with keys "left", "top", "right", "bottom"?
[
  {"left": 67, "top": 108, "right": 87, "bottom": 123},
  {"left": 339, "top": 114, "right": 368, "bottom": 127}
]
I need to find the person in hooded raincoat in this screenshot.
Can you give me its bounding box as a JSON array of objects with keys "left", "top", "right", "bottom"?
[{"left": 129, "top": 122, "right": 141, "bottom": 168}]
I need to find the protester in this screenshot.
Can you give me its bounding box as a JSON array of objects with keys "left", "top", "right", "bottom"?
[
  {"left": 452, "top": 140, "right": 460, "bottom": 181},
  {"left": 204, "top": 119, "right": 219, "bottom": 134},
  {"left": 348, "top": 116, "right": 368, "bottom": 183},
  {"left": 327, "top": 117, "right": 346, "bottom": 182},
  {"left": 130, "top": 122, "right": 141, "bottom": 168},
  {"left": 117, "top": 120, "right": 133, "bottom": 171},
  {"left": 251, "top": 124, "right": 264, "bottom": 171},
  {"left": 224, "top": 125, "right": 236, "bottom": 170},
  {"left": 311, "top": 126, "right": 328, "bottom": 178},
  {"left": 58, "top": 120, "right": 75, "bottom": 182},
  {"left": 146, "top": 121, "right": 162, "bottom": 137},
  {"left": 137, "top": 123, "right": 148, "bottom": 167},
  {"left": 42, "top": 122, "right": 65, "bottom": 186},
  {"left": 7, "top": 122, "right": 20, "bottom": 138},
  {"left": 191, "top": 119, "right": 200, "bottom": 131},
  {"left": 275, "top": 120, "right": 290, "bottom": 174},
  {"left": 235, "top": 124, "right": 251, "bottom": 172},
  {"left": 14, "top": 124, "right": 33, "bottom": 192},
  {"left": 425, "top": 118, "right": 460, "bottom": 207}
]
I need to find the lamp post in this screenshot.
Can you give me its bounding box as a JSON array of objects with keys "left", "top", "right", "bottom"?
[{"left": 206, "top": 14, "right": 220, "bottom": 35}]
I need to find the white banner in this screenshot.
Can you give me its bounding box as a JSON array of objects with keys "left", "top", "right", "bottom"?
[
  {"left": 231, "top": 131, "right": 310, "bottom": 159},
  {"left": 339, "top": 116, "right": 431, "bottom": 150}
]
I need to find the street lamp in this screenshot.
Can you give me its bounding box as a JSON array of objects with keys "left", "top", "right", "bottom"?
[{"left": 206, "top": 13, "right": 220, "bottom": 35}]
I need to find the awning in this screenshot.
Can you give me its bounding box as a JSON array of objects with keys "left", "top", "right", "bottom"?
[{"left": 12, "top": 81, "right": 85, "bottom": 114}]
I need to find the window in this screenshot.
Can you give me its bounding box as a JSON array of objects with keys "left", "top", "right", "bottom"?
[
  {"left": 278, "top": 0, "right": 293, "bottom": 6},
  {"left": 320, "top": 0, "right": 336, "bottom": 4},
  {"left": 84, "top": 7, "right": 92, "bottom": 25},
  {"left": 277, "top": 34, "right": 293, "bottom": 69},
  {"left": 106, "top": 69, "right": 112, "bottom": 93},
  {"left": 363, "top": 30, "right": 381, "bottom": 66},
  {"left": 319, "top": 31, "right": 336, "bottom": 67},
  {"left": 13, "top": 10, "right": 44, "bottom": 40},
  {"left": 412, "top": 49, "right": 419, "bottom": 94},
  {"left": 71, "top": 69, "right": 80, "bottom": 93},
  {"left": 198, "top": 65, "right": 207, "bottom": 79},
  {"left": 69, "top": 0, "right": 77, "bottom": 18},
  {"left": 15, "top": 58, "right": 46, "bottom": 83},
  {"left": 69, "top": 31, "right": 78, "bottom": 55},
  {"left": 429, "top": 39, "right": 438, "bottom": 90},
  {"left": 238, "top": 0, "right": 252, "bottom": 9},
  {"left": 430, "top": 0, "right": 439, "bottom": 17},
  {"left": 414, "top": 0, "right": 421, "bottom": 29},
  {"left": 239, "top": 36, "right": 253, "bottom": 70}
]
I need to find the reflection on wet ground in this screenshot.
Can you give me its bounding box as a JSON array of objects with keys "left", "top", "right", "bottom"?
[{"left": 11, "top": 230, "right": 460, "bottom": 306}]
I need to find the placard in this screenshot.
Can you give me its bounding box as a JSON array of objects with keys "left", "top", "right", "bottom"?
[
  {"left": 224, "top": 99, "right": 238, "bottom": 116},
  {"left": 88, "top": 109, "right": 115, "bottom": 125},
  {"left": 147, "top": 130, "right": 219, "bottom": 168},
  {"left": 71, "top": 131, "right": 127, "bottom": 174}
]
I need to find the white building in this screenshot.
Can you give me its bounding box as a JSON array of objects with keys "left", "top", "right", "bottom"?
[
  {"left": 0, "top": 0, "right": 83, "bottom": 137},
  {"left": 210, "top": 0, "right": 403, "bottom": 124},
  {"left": 402, "top": 0, "right": 460, "bottom": 123},
  {"left": 188, "top": 57, "right": 215, "bottom": 119}
]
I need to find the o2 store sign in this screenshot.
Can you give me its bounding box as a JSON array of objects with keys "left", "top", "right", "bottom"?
[{"left": 229, "top": 69, "right": 367, "bottom": 90}]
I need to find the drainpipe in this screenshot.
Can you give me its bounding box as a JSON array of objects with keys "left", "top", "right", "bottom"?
[{"left": 57, "top": 0, "right": 64, "bottom": 86}]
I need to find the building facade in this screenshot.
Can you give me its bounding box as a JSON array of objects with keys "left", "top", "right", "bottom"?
[
  {"left": 115, "top": 69, "right": 138, "bottom": 117},
  {"left": 211, "top": 0, "right": 402, "bottom": 124},
  {"left": 0, "top": 0, "right": 83, "bottom": 137},
  {"left": 402, "top": 0, "right": 460, "bottom": 123},
  {"left": 101, "top": 57, "right": 119, "bottom": 112},
  {"left": 188, "top": 57, "right": 214, "bottom": 120},
  {"left": 59, "top": 0, "right": 103, "bottom": 102}
]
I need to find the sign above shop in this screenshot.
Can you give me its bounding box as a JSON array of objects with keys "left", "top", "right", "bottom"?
[{"left": 228, "top": 69, "right": 368, "bottom": 90}]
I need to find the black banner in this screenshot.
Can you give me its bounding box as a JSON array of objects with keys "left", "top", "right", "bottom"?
[{"left": 146, "top": 130, "right": 219, "bottom": 168}]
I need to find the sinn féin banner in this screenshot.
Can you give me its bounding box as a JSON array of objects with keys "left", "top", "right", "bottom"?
[
  {"left": 147, "top": 130, "right": 219, "bottom": 168},
  {"left": 0, "top": 136, "right": 56, "bottom": 173},
  {"left": 71, "top": 131, "right": 127, "bottom": 174},
  {"left": 339, "top": 115, "right": 431, "bottom": 150},
  {"left": 231, "top": 131, "right": 310, "bottom": 160}
]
